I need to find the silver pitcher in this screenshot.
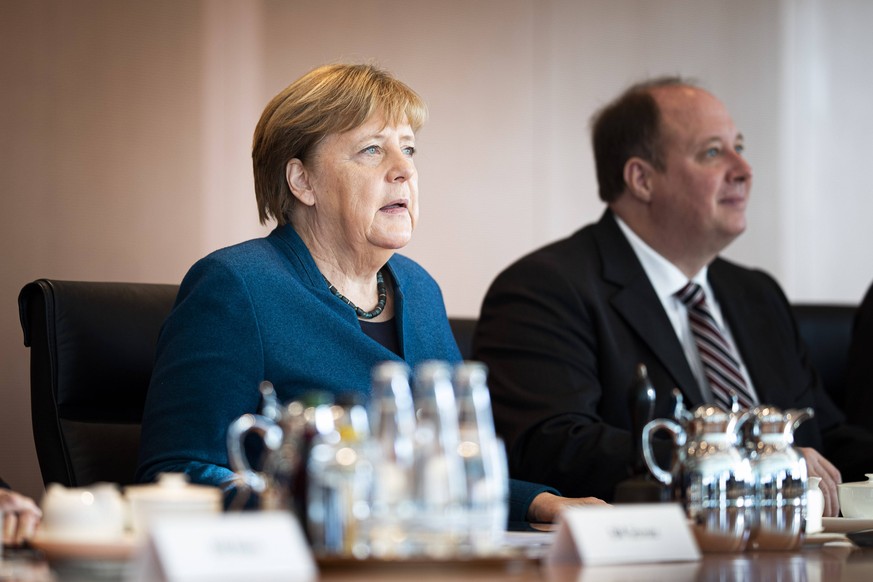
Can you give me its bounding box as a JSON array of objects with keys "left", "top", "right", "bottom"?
[
  {"left": 642, "top": 404, "right": 755, "bottom": 552},
  {"left": 746, "top": 405, "right": 814, "bottom": 550},
  {"left": 226, "top": 412, "right": 287, "bottom": 508},
  {"left": 226, "top": 383, "right": 321, "bottom": 512}
]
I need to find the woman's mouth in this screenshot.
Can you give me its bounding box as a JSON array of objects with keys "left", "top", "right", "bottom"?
[{"left": 380, "top": 200, "right": 408, "bottom": 212}]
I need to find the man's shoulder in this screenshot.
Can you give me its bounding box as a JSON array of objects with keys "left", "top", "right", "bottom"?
[
  {"left": 710, "top": 256, "right": 781, "bottom": 288},
  {"left": 498, "top": 221, "right": 602, "bottom": 275},
  {"left": 709, "top": 256, "right": 789, "bottom": 310}
]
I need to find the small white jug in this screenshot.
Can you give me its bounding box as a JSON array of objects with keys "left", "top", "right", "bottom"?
[{"left": 40, "top": 482, "right": 126, "bottom": 541}]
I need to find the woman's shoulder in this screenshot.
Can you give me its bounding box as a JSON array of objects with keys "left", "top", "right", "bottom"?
[
  {"left": 387, "top": 254, "right": 439, "bottom": 286},
  {"left": 176, "top": 237, "right": 309, "bottom": 304},
  {"left": 387, "top": 253, "right": 425, "bottom": 272},
  {"left": 200, "top": 237, "right": 279, "bottom": 267},
  {"left": 191, "top": 236, "right": 302, "bottom": 279},
  {"left": 387, "top": 255, "right": 449, "bottom": 316}
]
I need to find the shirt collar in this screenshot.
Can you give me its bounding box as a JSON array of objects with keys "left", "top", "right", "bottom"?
[{"left": 613, "top": 215, "right": 709, "bottom": 299}]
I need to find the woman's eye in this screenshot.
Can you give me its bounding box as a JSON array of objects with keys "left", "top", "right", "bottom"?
[
  {"left": 402, "top": 146, "right": 416, "bottom": 156},
  {"left": 361, "top": 145, "right": 380, "bottom": 155}
]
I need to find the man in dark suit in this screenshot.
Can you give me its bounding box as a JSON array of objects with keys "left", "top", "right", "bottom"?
[{"left": 474, "top": 77, "right": 863, "bottom": 517}]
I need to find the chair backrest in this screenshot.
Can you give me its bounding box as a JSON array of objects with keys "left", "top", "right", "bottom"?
[
  {"left": 18, "top": 279, "right": 179, "bottom": 487},
  {"left": 449, "top": 317, "right": 477, "bottom": 361},
  {"left": 791, "top": 303, "right": 857, "bottom": 412}
]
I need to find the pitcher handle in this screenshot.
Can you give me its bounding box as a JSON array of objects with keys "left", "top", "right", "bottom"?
[
  {"left": 226, "top": 413, "right": 283, "bottom": 493},
  {"left": 642, "top": 419, "right": 686, "bottom": 486},
  {"left": 783, "top": 407, "right": 815, "bottom": 441}
]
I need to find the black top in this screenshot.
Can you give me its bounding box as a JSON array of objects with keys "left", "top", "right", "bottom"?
[{"left": 359, "top": 318, "right": 401, "bottom": 357}]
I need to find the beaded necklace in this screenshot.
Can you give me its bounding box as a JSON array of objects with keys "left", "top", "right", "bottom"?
[{"left": 324, "top": 270, "right": 387, "bottom": 320}]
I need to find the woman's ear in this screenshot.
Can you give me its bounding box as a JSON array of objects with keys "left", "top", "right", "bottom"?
[
  {"left": 623, "top": 157, "right": 654, "bottom": 203},
  {"left": 286, "top": 159, "right": 316, "bottom": 207}
]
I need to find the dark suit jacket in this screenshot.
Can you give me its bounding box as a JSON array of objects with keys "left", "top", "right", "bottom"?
[
  {"left": 473, "top": 210, "right": 853, "bottom": 501},
  {"left": 846, "top": 281, "right": 873, "bottom": 432}
]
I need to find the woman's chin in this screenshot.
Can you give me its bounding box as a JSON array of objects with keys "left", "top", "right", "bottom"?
[
  {"left": 369, "top": 233, "right": 413, "bottom": 252},
  {"left": 367, "top": 223, "right": 414, "bottom": 250}
]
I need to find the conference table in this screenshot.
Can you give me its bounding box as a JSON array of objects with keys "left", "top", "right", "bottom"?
[{"left": 4, "top": 534, "right": 873, "bottom": 581}]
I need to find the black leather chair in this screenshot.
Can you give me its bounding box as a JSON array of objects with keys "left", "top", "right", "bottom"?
[
  {"left": 18, "top": 279, "right": 179, "bottom": 487},
  {"left": 448, "top": 317, "right": 477, "bottom": 361},
  {"left": 791, "top": 303, "right": 857, "bottom": 412}
]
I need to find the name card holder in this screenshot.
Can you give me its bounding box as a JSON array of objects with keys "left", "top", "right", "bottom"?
[
  {"left": 131, "top": 511, "right": 316, "bottom": 582},
  {"left": 547, "top": 503, "right": 700, "bottom": 567}
]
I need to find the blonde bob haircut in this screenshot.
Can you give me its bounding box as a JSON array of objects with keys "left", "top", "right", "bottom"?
[{"left": 252, "top": 63, "right": 427, "bottom": 226}]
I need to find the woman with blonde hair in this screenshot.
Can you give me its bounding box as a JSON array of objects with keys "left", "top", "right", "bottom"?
[{"left": 137, "top": 63, "right": 603, "bottom": 523}]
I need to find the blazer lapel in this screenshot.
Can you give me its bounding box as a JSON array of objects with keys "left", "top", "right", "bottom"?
[{"left": 594, "top": 211, "right": 704, "bottom": 404}]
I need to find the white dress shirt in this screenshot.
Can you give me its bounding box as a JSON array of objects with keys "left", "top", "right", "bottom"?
[{"left": 614, "top": 216, "right": 758, "bottom": 404}]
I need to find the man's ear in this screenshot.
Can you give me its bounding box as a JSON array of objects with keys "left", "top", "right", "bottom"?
[
  {"left": 623, "top": 157, "right": 655, "bottom": 203},
  {"left": 286, "top": 159, "right": 316, "bottom": 207}
]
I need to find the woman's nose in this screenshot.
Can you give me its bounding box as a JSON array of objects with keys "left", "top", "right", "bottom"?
[{"left": 388, "top": 150, "right": 415, "bottom": 182}]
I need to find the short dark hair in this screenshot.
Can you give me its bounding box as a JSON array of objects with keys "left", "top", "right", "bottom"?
[{"left": 590, "top": 76, "right": 696, "bottom": 202}]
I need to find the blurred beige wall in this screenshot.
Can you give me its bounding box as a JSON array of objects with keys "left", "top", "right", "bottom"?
[{"left": 2, "top": 0, "right": 872, "bottom": 500}]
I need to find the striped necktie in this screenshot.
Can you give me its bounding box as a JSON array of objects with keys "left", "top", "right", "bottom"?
[{"left": 675, "top": 282, "right": 756, "bottom": 410}]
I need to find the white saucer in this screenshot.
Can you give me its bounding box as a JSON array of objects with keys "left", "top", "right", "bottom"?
[
  {"left": 29, "top": 532, "right": 139, "bottom": 561},
  {"left": 822, "top": 517, "right": 873, "bottom": 533},
  {"left": 804, "top": 532, "right": 849, "bottom": 545}
]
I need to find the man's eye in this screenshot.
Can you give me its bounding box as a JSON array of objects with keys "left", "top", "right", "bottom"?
[
  {"left": 735, "top": 144, "right": 745, "bottom": 155},
  {"left": 705, "top": 147, "right": 720, "bottom": 158}
]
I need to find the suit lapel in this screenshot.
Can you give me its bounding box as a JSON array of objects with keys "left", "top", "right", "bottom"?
[{"left": 594, "top": 212, "right": 705, "bottom": 404}]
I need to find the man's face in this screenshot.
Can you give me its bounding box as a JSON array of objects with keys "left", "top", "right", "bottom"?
[{"left": 647, "top": 86, "right": 752, "bottom": 261}]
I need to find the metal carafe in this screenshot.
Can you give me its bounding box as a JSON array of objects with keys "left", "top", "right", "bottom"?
[
  {"left": 226, "top": 383, "right": 329, "bottom": 513},
  {"left": 642, "top": 404, "right": 755, "bottom": 552},
  {"left": 226, "top": 411, "right": 288, "bottom": 509},
  {"left": 746, "top": 405, "right": 814, "bottom": 550}
]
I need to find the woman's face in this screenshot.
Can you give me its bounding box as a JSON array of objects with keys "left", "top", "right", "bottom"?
[{"left": 299, "top": 113, "right": 419, "bottom": 257}]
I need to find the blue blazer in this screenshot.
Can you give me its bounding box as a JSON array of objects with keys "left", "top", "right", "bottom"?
[{"left": 136, "top": 225, "right": 553, "bottom": 521}]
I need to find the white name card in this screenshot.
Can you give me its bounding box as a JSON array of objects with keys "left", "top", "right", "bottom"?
[
  {"left": 547, "top": 503, "right": 700, "bottom": 567},
  {"left": 565, "top": 561, "right": 700, "bottom": 582},
  {"left": 131, "top": 511, "right": 316, "bottom": 582}
]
